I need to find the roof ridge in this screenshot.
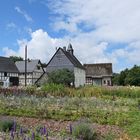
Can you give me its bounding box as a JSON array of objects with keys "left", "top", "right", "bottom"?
[{"left": 61, "top": 48, "right": 85, "bottom": 69}]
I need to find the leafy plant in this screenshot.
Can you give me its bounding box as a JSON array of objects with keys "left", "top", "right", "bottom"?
[
  {"left": 47, "top": 68, "right": 74, "bottom": 86},
  {"left": 72, "top": 120, "right": 97, "bottom": 140},
  {"left": 0, "top": 119, "right": 14, "bottom": 132}
]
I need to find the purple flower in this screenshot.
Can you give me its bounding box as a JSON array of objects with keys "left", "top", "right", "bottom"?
[
  {"left": 69, "top": 124, "right": 72, "bottom": 134},
  {"left": 10, "top": 130, "right": 14, "bottom": 140},
  {"left": 43, "top": 126, "right": 47, "bottom": 135},
  {"left": 31, "top": 132, "right": 35, "bottom": 140},
  {"left": 19, "top": 127, "right": 23, "bottom": 135},
  {"left": 13, "top": 120, "right": 16, "bottom": 132},
  {"left": 40, "top": 127, "right": 43, "bottom": 135}
]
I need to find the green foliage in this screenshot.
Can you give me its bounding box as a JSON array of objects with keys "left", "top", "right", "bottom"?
[
  {"left": 48, "top": 69, "right": 74, "bottom": 86},
  {"left": 104, "top": 132, "right": 117, "bottom": 140},
  {"left": 119, "top": 68, "right": 129, "bottom": 85},
  {"left": 0, "top": 86, "right": 140, "bottom": 138},
  {"left": 113, "top": 65, "right": 140, "bottom": 86},
  {"left": 9, "top": 56, "right": 23, "bottom": 63},
  {"left": 41, "top": 83, "right": 65, "bottom": 96},
  {"left": 1, "top": 85, "right": 140, "bottom": 98},
  {"left": 0, "top": 119, "right": 14, "bottom": 132},
  {"left": 72, "top": 120, "right": 97, "bottom": 140},
  {"left": 112, "top": 73, "right": 120, "bottom": 85},
  {"left": 25, "top": 85, "right": 37, "bottom": 95},
  {"left": 125, "top": 65, "right": 140, "bottom": 86}
]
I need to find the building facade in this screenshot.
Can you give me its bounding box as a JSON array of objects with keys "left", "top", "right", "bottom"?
[
  {"left": 84, "top": 63, "right": 113, "bottom": 86},
  {"left": 0, "top": 57, "right": 19, "bottom": 87},
  {"left": 46, "top": 44, "right": 85, "bottom": 87},
  {"left": 16, "top": 60, "right": 45, "bottom": 86}
]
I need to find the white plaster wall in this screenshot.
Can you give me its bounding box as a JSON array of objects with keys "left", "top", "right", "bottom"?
[
  {"left": 102, "top": 77, "right": 112, "bottom": 86},
  {"left": 74, "top": 67, "right": 85, "bottom": 87}
]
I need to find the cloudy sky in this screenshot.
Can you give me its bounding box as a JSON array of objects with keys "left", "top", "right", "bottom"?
[{"left": 0, "top": 0, "right": 140, "bottom": 72}]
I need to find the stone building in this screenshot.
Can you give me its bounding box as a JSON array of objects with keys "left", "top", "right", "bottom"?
[
  {"left": 46, "top": 44, "right": 86, "bottom": 87},
  {"left": 84, "top": 63, "right": 113, "bottom": 86}
]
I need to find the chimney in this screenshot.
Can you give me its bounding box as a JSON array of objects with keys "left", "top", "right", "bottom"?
[
  {"left": 63, "top": 46, "right": 66, "bottom": 51},
  {"left": 67, "top": 43, "right": 74, "bottom": 55}
]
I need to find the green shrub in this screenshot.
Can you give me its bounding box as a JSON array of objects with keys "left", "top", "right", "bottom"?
[
  {"left": 48, "top": 69, "right": 74, "bottom": 86},
  {"left": 0, "top": 119, "right": 14, "bottom": 132},
  {"left": 41, "top": 83, "right": 65, "bottom": 96},
  {"left": 72, "top": 120, "right": 97, "bottom": 140},
  {"left": 25, "top": 85, "right": 37, "bottom": 95}
]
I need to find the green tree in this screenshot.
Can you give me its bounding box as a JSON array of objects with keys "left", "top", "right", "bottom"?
[
  {"left": 9, "top": 56, "right": 23, "bottom": 63},
  {"left": 48, "top": 69, "right": 74, "bottom": 86},
  {"left": 125, "top": 65, "right": 140, "bottom": 86},
  {"left": 112, "top": 73, "right": 120, "bottom": 85},
  {"left": 118, "top": 68, "right": 129, "bottom": 85}
]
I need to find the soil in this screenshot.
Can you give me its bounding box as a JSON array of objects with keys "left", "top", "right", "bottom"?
[{"left": 0, "top": 115, "right": 123, "bottom": 139}]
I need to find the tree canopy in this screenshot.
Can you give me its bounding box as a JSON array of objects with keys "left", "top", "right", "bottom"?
[
  {"left": 48, "top": 69, "right": 74, "bottom": 86},
  {"left": 9, "top": 56, "right": 23, "bottom": 63},
  {"left": 113, "top": 65, "right": 140, "bottom": 86}
]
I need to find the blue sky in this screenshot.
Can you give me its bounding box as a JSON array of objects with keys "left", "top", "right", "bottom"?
[{"left": 0, "top": 0, "right": 140, "bottom": 72}]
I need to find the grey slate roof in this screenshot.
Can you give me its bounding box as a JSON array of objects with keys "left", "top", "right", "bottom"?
[
  {"left": 0, "top": 56, "right": 19, "bottom": 73},
  {"left": 15, "top": 60, "right": 40, "bottom": 73},
  {"left": 84, "top": 63, "right": 113, "bottom": 77},
  {"left": 62, "top": 48, "right": 85, "bottom": 69},
  {"left": 47, "top": 47, "right": 85, "bottom": 70}
]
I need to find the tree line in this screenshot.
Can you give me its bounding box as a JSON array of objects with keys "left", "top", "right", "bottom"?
[{"left": 113, "top": 65, "right": 140, "bottom": 86}]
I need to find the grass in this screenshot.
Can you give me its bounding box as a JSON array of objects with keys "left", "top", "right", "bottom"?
[{"left": 0, "top": 85, "right": 140, "bottom": 139}]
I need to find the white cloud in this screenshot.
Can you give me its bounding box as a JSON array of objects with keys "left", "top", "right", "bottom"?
[
  {"left": 53, "top": 21, "right": 78, "bottom": 33},
  {"left": 3, "top": 29, "right": 112, "bottom": 66},
  {"left": 3, "top": 0, "right": 140, "bottom": 72},
  {"left": 6, "top": 22, "right": 17, "bottom": 29},
  {"left": 113, "top": 41, "right": 140, "bottom": 64},
  {"left": 47, "top": 0, "right": 140, "bottom": 42},
  {"left": 3, "top": 29, "right": 67, "bottom": 63},
  {"left": 15, "top": 6, "right": 33, "bottom": 22},
  {"left": 44, "top": 0, "right": 140, "bottom": 71},
  {"left": 2, "top": 47, "right": 17, "bottom": 56}
]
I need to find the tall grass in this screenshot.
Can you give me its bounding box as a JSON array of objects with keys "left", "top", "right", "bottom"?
[{"left": 0, "top": 84, "right": 140, "bottom": 98}]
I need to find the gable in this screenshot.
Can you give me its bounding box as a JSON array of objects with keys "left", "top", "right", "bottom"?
[
  {"left": 46, "top": 48, "right": 74, "bottom": 72},
  {"left": 33, "top": 60, "right": 45, "bottom": 73}
]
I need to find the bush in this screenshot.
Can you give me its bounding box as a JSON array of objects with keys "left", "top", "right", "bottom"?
[
  {"left": 25, "top": 85, "right": 37, "bottom": 95},
  {"left": 48, "top": 69, "right": 74, "bottom": 86},
  {"left": 0, "top": 119, "right": 14, "bottom": 132},
  {"left": 41, "top": 83, "right": 65, "bottom": 96},
  {"left": 72, "top": 120, "right": 97, "bottom": 140}
]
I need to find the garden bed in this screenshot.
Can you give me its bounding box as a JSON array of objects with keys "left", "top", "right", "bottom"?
[{"left": 0, "top": 85, "right": 140, "bottom": 139}]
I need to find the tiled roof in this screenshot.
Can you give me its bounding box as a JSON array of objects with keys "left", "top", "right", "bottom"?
[
  {"left": 0, "top": 56, "right": 19, "bottom": 73},
  {"left": 84, "top": 63, "right": 113, "bottom": 77},
  {"left": 15, "top": 60, "right": 40, "bottom": 73}
]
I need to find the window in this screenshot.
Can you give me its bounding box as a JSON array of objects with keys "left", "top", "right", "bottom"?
[
  {"left": 103, "top": 80, "right": 106, "bottom": 84},
  {"left": 86, "top": 78, "right": 92, "bottom": 85},
  {"left": 37, "top": 66, "right": 40, "bottom": 70},
  {"left": 107, "top": 80, "right": 110, "bottom": 86},
  {"left": 4, "top": 72, "right": 7, "bottom": 77}
]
